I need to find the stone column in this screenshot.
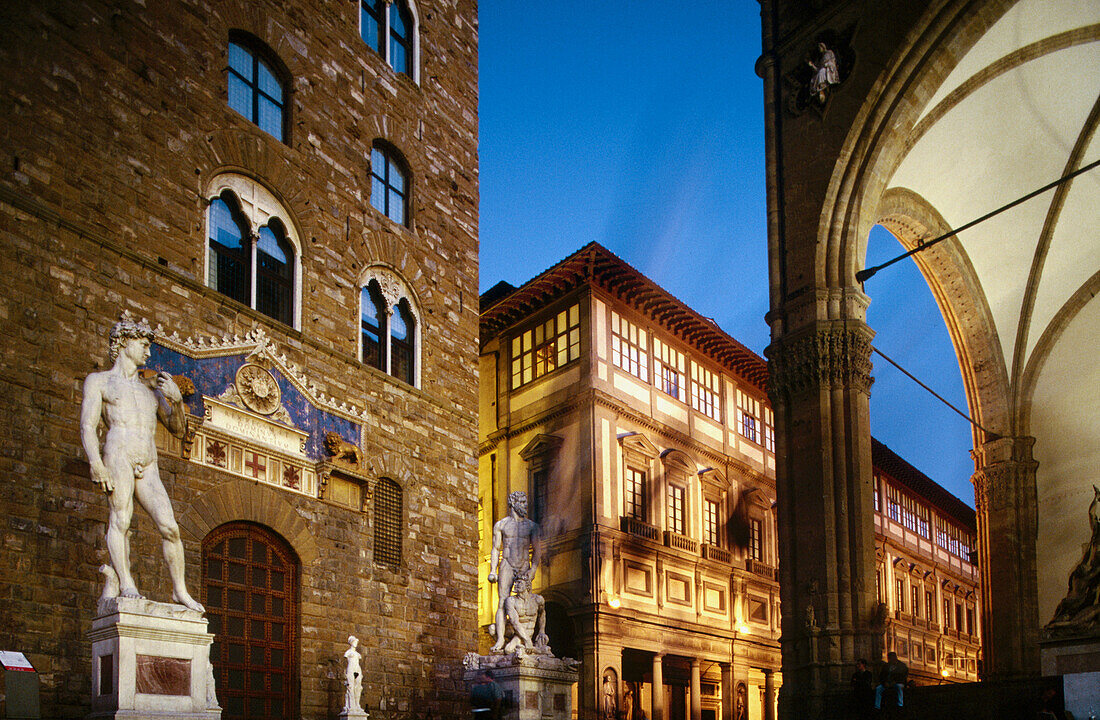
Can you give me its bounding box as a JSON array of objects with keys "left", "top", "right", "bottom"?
[
  {"left": 972, "top": 435, "right": 1040, "bottom": 677},
  {"left": 767, "top": 319, "right": 880, "bottom": 718},
  {"left": 720, "top": 663, "right": 733, "bottom": 720},
  {"left": 689, "top": 658, "right": 702, "bottom": 720},
  {"left": 651, "top": 653, "right": 665, "bottom": 720},
  {"left": 763, "top": 670, "right": 776, "bottom": 720}
]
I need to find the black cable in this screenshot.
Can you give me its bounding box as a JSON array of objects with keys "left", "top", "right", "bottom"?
[
  {"left": 857, "top": 157, "right": 1100, "bottom": 283},
  {"left": 871, "top": 346, "right": 996, "bottom": 438}
]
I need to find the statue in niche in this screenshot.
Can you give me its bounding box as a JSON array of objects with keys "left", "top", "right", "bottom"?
[
  {"left": 602, "top": 672, "right": 617, "bottom": 720},
  {"left": 1047, "top": 485, "right": 1100, "bottom": 631},
  {"left": 80, "top": 312, "right": 203, "bottom": 612},
  {"left": 343, "top": 635, "right": 364, "bottom": 714},
  {"left": 487, "top": 491, "right": 541, "bottom": 652},
  {"left": 807, "top": 42, "right": 840, "bottom": 103}
]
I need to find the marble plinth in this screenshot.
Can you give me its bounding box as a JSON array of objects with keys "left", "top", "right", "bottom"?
[
  {"left": 465, "top": 653, "right": 578, "bottom": 720},
  {"left": 88, "top": 597, "right": 220, "bottom": 720}
]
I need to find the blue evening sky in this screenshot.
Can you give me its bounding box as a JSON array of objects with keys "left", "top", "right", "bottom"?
[{"left": 477, "top": 2, "right": 976, "bottom": 506}]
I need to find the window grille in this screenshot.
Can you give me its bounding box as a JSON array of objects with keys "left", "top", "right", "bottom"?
[
  {"left": 737, "top": 390, "right": 761, "bottom": 444},
  {"left": 749, "top": 518, "right": 762, "bottom": 561},
  {"left": 373, "top": 478, "right": 402, "bottom": 566}
]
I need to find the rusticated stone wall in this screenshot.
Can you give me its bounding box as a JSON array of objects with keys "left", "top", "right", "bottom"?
[{"left": 0, "top": 1, "right": 479, "bottom": 717}]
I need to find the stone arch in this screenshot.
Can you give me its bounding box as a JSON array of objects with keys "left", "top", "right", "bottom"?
[
  {"left": 873, "top": 187, "right": 1012, "bottom": 439},
  {"left": 179, "top": 479, "right": 319, "bottom": 564},
  {"left": 816, "top": 0, "right": 1019, "bottom": 291},
  {"left": 213, "top": 6, "right": 312, "bottom": 84}
]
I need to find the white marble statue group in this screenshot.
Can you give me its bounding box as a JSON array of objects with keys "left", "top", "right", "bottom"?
[
  {"left": 81, "top": 312, "right": 203, "bottom": 612},
  {"left": 487, "top": 491, "right": 550, "bottom": 655}
]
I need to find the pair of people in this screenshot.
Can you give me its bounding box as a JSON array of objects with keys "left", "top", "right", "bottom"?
[{"left": 851, "top": 652, "right": 908, "bottom": 715}]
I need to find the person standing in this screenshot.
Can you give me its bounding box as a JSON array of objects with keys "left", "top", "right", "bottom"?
[
  {"left": 850, "top": 658, "right": 874, "bottom": 718},
  {"left": 470, "top": 669, "right": 503, "bottom": 719}
]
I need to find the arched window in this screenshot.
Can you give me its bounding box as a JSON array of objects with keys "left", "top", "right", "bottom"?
[
  {"left": 227, "top": 35, "right": 287, "bottom": 142},
  {"left": 208, "top": 194, "right": 252, "bottom": 307},
  {"left": 203, "top": 522, "right": 299, "bottom": 720},
  {"left": 256, "top": 220, "right": 293, "bottom": 326},
  {"left": 359, "top": 0, "right": 418, "bottom": 81},
  {"left": 390, "top": 299, "right": 415, "bottom": 385},
  {"left": 358, "top": 267, "right": 421, "bottom": 387},
  {"left": 370, "top": 143, "right": 409, "bottom": 226},
  {"left": 389, "top": 2, "right": 413, "bottom": 76},
  {"left": 360, "top": 281, "right": 387, "bottom": 370},
  {"left": 206, "top": 174, "right": 301, "bottom": 328},
  {"left": 373, "top": 478, "right": 402, "bottom": 566}
]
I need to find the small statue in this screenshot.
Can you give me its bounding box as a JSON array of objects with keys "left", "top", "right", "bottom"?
[
  {"left": 808, "top": 42, "right": 840, "bottom": 103},
  {"left": 80, "top": 312, "right": 203, "bottom": 611},
  {"left": 325, "top": 431, "right": 364, "bottom": 466},
  {"left": 343, "top": 635, "right": 364, "bottom": 715},
  {"left": 602, "top": 673, "right": 617, "bottom": 720},
  {"left": 487, "top": 491, "right": 541, "bottom": 653}
]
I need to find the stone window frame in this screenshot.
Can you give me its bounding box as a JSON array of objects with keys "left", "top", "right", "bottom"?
[
  {"left": 619, "top": 433, "right": 659, "bottom": 524},
  {"left": 226, "top": 32, "right": 291, "bottom": 143},
  {"left": 358, "top": 0, "right": 421, "bottom": 84},
  {"left": 519, "top": 434, "right": 563, "bottom": 526},
  {"left": 357, "top": 264, "right": 422, "bottom": 388},
  {"left": 204, "top": 173, "right": 303, "bottom": 330},
  {"left": 740, "top": 485, "right": 773, "bottom": 564},
  {"left": 509, "top": 302, "right": 582, "bottom": 390},
  {"left": 698, "top": 467, "right": 726, "bottom": 549},
  {"left": 660, "top": 449, "right": 696, "bottom": 538}
]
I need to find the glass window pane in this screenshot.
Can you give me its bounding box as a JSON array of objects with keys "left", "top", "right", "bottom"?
[
  {"left": 390, "top": 305, "right": 408, "bottom": 341},
  {"left": 390, "top": 3, "right": 407, "bottom": 38},
  {"left": 228, "top": 75, "right": 253, "bottom": 119},
  {"left": 371, "top": 176, "right": 386, "bottom": 214},
  {"left": 390, "top": 39, "right": 407, "bottom": 75},
  {"left": 257, "top": 61, "right": 282, "bottom": 101},
  {"left": 228, "top": 43, "right": 252, "bottom": 79},
  {"left": 361, "top": 2, "right": 381, "bottom": 51},
  {"left": 257, "top": 226, "right": 287, "bottom": 263},
  {"left": 389, "top": 161, "right": 405, "bottom": 192},
  {"left": 258, "top": 97, "right": 283, "bottom": 140},
  {"left": 388, "top": 189, "right": 404, "bottom": 224}
]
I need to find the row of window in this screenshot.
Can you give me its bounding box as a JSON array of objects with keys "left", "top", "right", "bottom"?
[
  {"left": 227, "top": 36, "right": 413, "bottom": 224},
  {"left": 880, "top": 570, "right": 977, "bottom": 635},
  {"left": 621, "top": 466, "right": 765, "bottom": 562},
  {"left": 206, "top": 176, "right": 419, "bottom": 387},
  {"left": 874, "top": 477, "right": 974, "bottom": 559},
  {"left": 609, "top": 311, "right": 775, "bottom": 450},
  {"left": 227, "top": 0, "right": 417, "bottom": 142}
]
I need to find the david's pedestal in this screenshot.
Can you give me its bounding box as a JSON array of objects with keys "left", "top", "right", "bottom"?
[
  {"left": 89, "top": 597, "right": 220, "bottom": 720},
  {"left": 465, "top": 654, "right": 578, "bottom": 720}
]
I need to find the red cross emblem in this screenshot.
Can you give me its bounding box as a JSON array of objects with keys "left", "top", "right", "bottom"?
[{"left": 244, "top": 452, "right": 266, "bottom": 479}]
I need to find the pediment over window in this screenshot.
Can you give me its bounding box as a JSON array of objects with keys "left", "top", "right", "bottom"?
[
  {"left": 519, "top": 433, "right": 563, "bottom": 462},
  {"left": 661, "top": 448, "right": 696, "bottom": 475},
  {"left": 618, "top": 432, "right": 658, "bottom": 460},
  {"left": 740, "top": 486, "right": 772, "bottom": 510},
  {"left": 698, "top": 467, "right": 726, "bottom": 487}
]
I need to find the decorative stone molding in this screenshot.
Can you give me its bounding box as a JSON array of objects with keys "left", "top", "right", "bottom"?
[
  {"left": 153, "top": 325, "right": 369, "bottom": 424},
  {"left": 971, "top": 436, "right": 1038, "bottom": 512},
  {"left": 766, "top": 325, "right": 874, "bottom": 400}
]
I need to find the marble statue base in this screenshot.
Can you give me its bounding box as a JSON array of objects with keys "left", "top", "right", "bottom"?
[
  {"left": 465, "top": 653, "right": 578, "bottom": 720},
  {"left": 88, "top": 597, "right": 220, "bottom": 720},
  {"left": 338, "top": 710, "right": 370, "bottom": 720},
  {"left": 1040, "top": 630, "right": 1100, "bottom": 720}
]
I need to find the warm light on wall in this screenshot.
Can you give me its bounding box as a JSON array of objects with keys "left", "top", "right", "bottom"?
[
  {"left": 737, "top": 624, "right": 750, "bottom": 634},
  {"left": 607, "top": 596, "right": 621, "bottom": 609}
]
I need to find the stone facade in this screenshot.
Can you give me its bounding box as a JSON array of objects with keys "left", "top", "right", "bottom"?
[{"left": 0, "top": 1, "right": 478, "bottom": 718}]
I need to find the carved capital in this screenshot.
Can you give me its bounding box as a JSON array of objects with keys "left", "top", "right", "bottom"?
[
  {"left": 766, "top": 324, "right": 874, "bottom": 401},
  {"left": 971, "top": 437, "right": 1038, "bottom": 512}
]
